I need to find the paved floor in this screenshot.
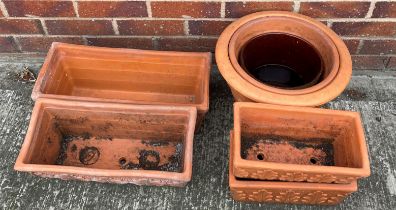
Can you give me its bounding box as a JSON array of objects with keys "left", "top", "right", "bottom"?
[{"left": 0, "top": 56, "right": 395, "bottom": 209}]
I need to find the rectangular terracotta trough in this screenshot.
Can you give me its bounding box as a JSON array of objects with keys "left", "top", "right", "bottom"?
[
  {"left": 32, "top": 43, "right": 210, "bottom": 128},
  {"left": 14, "top": 98, "right": 196, "bottom": 187},
  {"left": 233, "top": 102, "right": 370, "bottom": 184},
  {"left": 229, "top": 131, "right": 357, "bottom": 205}
]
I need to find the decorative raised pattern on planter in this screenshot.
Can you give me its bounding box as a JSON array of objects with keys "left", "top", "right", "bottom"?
[
  {"left": 234, "top": 168, "right": 356, "bottom": 184},
  {"left": 231, "top": 188, "right": 350, "bottom": 205}
]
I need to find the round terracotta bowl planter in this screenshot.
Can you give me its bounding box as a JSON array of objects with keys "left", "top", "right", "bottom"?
[{"left": 216, "top": 11, "right": 352, "bottom": 107}]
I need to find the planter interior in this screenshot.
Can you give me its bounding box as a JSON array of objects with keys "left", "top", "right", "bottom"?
[
  {"left": 229, "top": 131, "right": 357, "bottom": 205},
  {"left": 33, "top": 43, "right": 210, "bottom": 120},
  {"left": 233, "top": 102, "right": 370, "bottom": 183},
  {"left": 15, "top": 99, "right": 196, "bottom": 186}
]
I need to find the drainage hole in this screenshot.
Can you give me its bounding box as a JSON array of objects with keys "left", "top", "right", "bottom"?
[
  {"left": 257, "top": 153, "right": 265, "bottom": 160},
  {"left": 310, "top": 158, "right": 317, "bottom": 164},
  {"left": 119, "top": 157, "right": 127, "bottom": 165}
]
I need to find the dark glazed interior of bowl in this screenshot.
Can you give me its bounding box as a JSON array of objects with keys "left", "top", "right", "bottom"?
[{"left": 238, "top": 33, "right": 324, "bottom": 89}]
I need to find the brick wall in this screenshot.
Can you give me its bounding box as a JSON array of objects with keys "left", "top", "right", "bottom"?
[{"left": 0, "top": 0, "right": 395, "bottom": 70}]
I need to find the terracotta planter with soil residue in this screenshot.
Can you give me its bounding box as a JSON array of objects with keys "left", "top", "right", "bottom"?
[
  {"left": 229, "top": 131, "right": 358, "bottom": 205},
  {"left": 32, "top": 42, "right": 210, "bottom": 128},
  {"left": 233, "top": 102, "right": 370, "bottom": 184},
  {"left": 216, "top": 11, "right": 352, "bottom": 106},
  {"left": 14, "top": 98, "right": 196, "bottom": 187}
]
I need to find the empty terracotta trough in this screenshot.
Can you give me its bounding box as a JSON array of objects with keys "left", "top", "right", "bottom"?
[
  {"left": 216, "top": 11, "right": 352, "bottom": 106},
  {"left": 14, "top": 98, "right": 196, "bottom": 187},
  {"left": 229, "top": 131, "right": 358, "bottom": 205},
  {"left": 233, "top": 102, "right": 370, "bottom": 184},
  {"left": 32, "top": 43, "right": 211, "bottom": 128}
]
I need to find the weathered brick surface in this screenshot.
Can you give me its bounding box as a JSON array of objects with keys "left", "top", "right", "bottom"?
[
  {"left": 3, "top": 0, "right": 75, "bottom": 17},
  {"left": 189, "top": 21, "right": 231, "bottom": 36},
  {"left": 157, "top": 37, "right": 217, "bottom": 52},
  {"left": 387, "top": 57, "right": 396, "bottom": 69},
  {"left": 78, "top": 1, "right": 147, "bottom": 17},
  {"left": 0, "top": 0, "right": 394, "bottom": 70},
  {"left": 300, "top": 2, "right": 370, "bottom": 18},
  {"left": 118, "top": 20, "right": 184, "bottom": 36},
  {"left": 46, "top": 20, "right": 114, "bottom": 35},
  {"left": 352, "top": 55, "right": 390, "bottom": 70},
  {"left": 332, "top": 22, "right": 396, "bottom": 37},
  {"left": 343, "top": 40, "right": 360, "bottom": 54},
  {"left": 360, "top": 40, "right": 396, "bottom": 55},
  {"left": 225, "top": 2, "right": 293, "bottom": 18},
  {"left": 86, "top": 37, "right": 154, "bottom": 50},
  {"left": 372, "top": 2, "right": 396, "bottom": 18},
  {"left": 152, "top": 2, "right": 221, "bottom": 18},
  {"left": 0, "top": 37, "right": 18, "bottom": 53},
  {"left": 0, "top": 19, "right": 43, "bottom": 34},
  {"left": 18, "top": 37, "right": 84, "bottom": 52}
]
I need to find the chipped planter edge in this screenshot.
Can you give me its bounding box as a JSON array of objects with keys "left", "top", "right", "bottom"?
[
  {"left": 229, "top": 131, "right": 358, "bottom": 205},
  {"left": 31, "top": 42, "right": 211, "bottom": 128},
  {"left": 216, "top": 11, "right": 352, "bottom": 107},
  {"left": 14, "top": 98, "right": 197, "bottom": 187},
  {"left": 233, "top": 102, "right": 370, "bottom": 184}
]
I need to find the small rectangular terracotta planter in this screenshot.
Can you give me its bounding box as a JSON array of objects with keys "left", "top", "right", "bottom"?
[
  {"left": 229, "top": 131, "right": 357, "bottom": 205},
  {"left": 14, "top": 98, "right": 196, "bottom": 187},
  {"left": 32, "top": 42, "right": 210, "bottom": 127},
  {"left": 233, "top": 102, "right": 370, "bottom": 184}
]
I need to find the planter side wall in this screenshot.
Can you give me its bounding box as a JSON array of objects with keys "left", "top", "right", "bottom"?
[{"left": 0, "top": 0, "right": 394, "bottom": 70}]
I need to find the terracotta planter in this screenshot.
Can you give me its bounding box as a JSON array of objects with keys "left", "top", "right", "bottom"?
[
  {"left": 14, "top": 98, "right": 196, "bottom": 187},
  {"left": 32, "top": 42, "right": 210, "bottom": 127},
  {"left": 216, "top": 11, "right": 352, "bottom": 106},
  {"left": 233, "top": 102, "right": 370, "bottom": 184},
  {"left": 229, "top": 131, "right": 357, "bottom": 205}
]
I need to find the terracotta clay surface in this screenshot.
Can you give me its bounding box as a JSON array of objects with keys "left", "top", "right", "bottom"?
[
  {"left": 32, "top": 42, "right": 210, "bottom": 127},
  {"left": 229, "top": 131, "right": 358, "bottom": 205},
  {"left": 216, "top": 11, "right": 352, "bottom": 106},
  {"left": 233, "top": 102, "right": 370, "bottom": 184},
  {"left": 14, "top": 98, "right": 197, "bottom": 187}
]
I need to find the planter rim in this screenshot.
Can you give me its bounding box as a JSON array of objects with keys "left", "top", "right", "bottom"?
[
  {"left": 32, "top": 42, "right": 211, "bottom": 113},
  {"left": 233, "top": 102, "right": 371, "bottom": 179},
  {"left": 216, "top": 11, "right": 352, "bottom": 106},
  {"left": 229, "top": 131, "right": 358, "bottom": 191},
  {"left": 14, "top": 98, "right": 197, "bottom": 183},
  {"left": 228, "top": 16, "right": 340, "bottom": 95}
]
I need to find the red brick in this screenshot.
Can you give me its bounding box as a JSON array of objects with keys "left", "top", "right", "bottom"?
[
  {"left": 352, "top": 55, "right": 389, "bottom": 70},
  {"left": 300, "top": 2, "right": 370, "bottom": 18},
  {"left": 343, "top": 40, "right": 360, "bottom": 54},
  {"left": 0, "top": 37, "right": 19, "bottom": 53},
  {"left": 0, "top": 19, "right": 43, "bottom": 34},
  {"left": 332, "top": 22, "right": 396, "bottom": 37},
  {"left": 189, "top": 21, "right": 232, "bottom": 36},
  {"left": 3, "top": 0, "right": 75, "bottom": 17},
  {"left": 360, "top": 40, "right": 396, "bottom": 55},
  {"left": 118, "top": 20, "right": 184, "bottom": 36},
  {"left": 372, "top": 2, "right": 396, "bottom": 18},
  {"left": 46, "top": 20, "right": 113, "bottom": 35},
  {"left": 78, "top": 1, "right": 147, "bottom": 17},
  {"left": 157, "top": 37, "right": 217, "bottom": 52},
  {"left": 387, "top": 57, "right": 396, "bottom": 69},
  {"left": 87, "top": 38, "right": 154, "bottom": 50},
  {"left": 225, "top": 2, "right": 293, "bottom": 18},
  {"left": 152, "top": 2, "right": 221, "bottom": 18},
  {"left": 17, "top": 37, "right": 84, "bottom": 52}
]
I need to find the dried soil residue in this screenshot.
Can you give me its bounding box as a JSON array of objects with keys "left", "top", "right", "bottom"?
[{"left": 241, "top": 134, "right": 335, "bottom": 166}]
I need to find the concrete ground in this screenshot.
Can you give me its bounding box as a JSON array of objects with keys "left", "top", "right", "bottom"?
[{"left": 0, "top": 56, "right": 395, "bottom": 209}]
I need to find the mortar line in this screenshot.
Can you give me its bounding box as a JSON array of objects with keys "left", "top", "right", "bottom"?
[
  {"left": 112, "top": 19, "right": 120, "bottom": 35},
  {"left": 183, "top": 20, "right": 190, "bottom": 35},
  {"left": 12, "top": 36, "right": 22, "bottom": 52},
  {"left": 220, "top": 0, "right": 225, "bottom": 18},
  {"left": 293, "top": 0, "right": 300, "bottom": 13},
  {"left": 365, "top": 1, "right": 376, "bottom": 18},
  {"left": 72, "top": 0, "right": 80, "bottom": 18},
  {"left": 356, "top": 40, "right": 365, "bottom": 54},
  {"left": 40, "top": 19, "right": 49, "bottom": 35},
  {"left": 146, "top": 0, "right": 152, "bottom": 18},
  {"left": 0, "top": 0, "right": 9, "bottom": 17}
]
